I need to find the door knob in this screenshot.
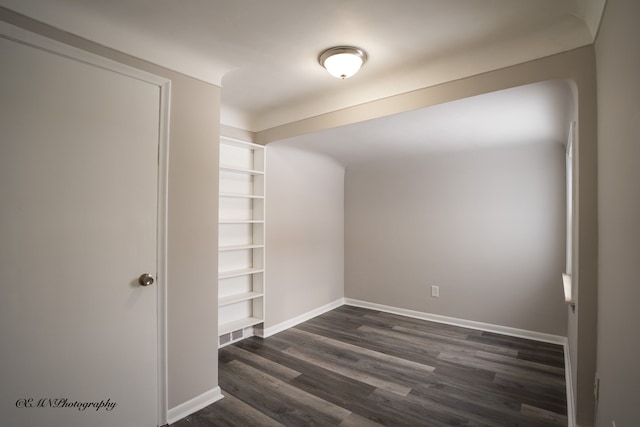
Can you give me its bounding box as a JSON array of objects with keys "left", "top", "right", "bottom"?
[{"left": 138, "top": 273, "right": 155, "bottom": 287}]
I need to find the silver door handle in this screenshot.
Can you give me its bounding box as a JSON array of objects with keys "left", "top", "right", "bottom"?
[{"left": 138, "top": 273, "right": 155, "bottom": 287}]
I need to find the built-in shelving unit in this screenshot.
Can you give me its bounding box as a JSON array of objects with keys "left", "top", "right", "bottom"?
[{"left": 218, "top": 137, "right": 265, "bottom": 346}]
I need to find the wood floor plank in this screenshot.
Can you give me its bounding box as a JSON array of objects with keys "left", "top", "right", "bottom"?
[
  {"left": 410, "top": 376, "right": 558, "bottom": 426},
  {"left": 517, "top": 347, "right": 566, "bottom": 369},
  {"left": 367, "top": 388, "right": 484, "bottom": 427},
  {"left": 437, "top": 351, "right": 565, "bottom": 388},
  {"left": 221, "top": 345, "right": 301, "bottom": 382},
  {"left": 296, "top": 318, "right": 443, "bottom": 367},
  {"left": 236, "top": 337, "right": 380, "bottom": 411},
  {"left": 339, "top": 412, "right": 385, "bottom": 427},
  {"left": 520, "top": 403, "right": 568, "bottom": 425},
  {"left": 358, "top": 324, "right": 519, "bottom": 360},
  {"left": 492, "top": 374, "right": 567, "bottom": 415},
  {"left": 220, "top": 359, "right": 352, "bottom": 426},
  {"left": 283, "top": 346, "right": 414, "bottom": 396},
  {"left": 475, "top": 349, "right": 565, "bottom": 378},
  {"left": 363, "top": 310, "right": 484, "bottom": 338},
  {"left": 171, "top": 306, "right": 568, "bottom": 426},
  {"left": 171, "top": 392, "right": 286, "bottom": 427},
  {"left": 288, "top": 369, "right": 377, "bottom": 409},
  {"left": 282, "top": 328, "right": 438, "bottom": 396},
  {"left": 387, "top": 324, "right": 520, "bottom": 357},
  {"left": 287, "top": 328, "right": 436, "bottom": 375}
]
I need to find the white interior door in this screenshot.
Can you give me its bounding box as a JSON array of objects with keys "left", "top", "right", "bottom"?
[{"left": 0, "top": 33, "right": 161, "bottom": 427}]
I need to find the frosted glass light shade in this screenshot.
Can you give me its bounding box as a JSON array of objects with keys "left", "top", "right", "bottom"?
[
  {"left": 323, "top": 53, "right": 363, "bottom": 78},
  {"left": 319, "top": 46, "right": 367, "bottom": 79}
]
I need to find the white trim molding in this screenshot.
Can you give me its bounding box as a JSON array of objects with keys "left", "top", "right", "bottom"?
[
  {"left": 0, "top": 20, "right": 169, "bottom": 86},
  {"left": 564, "top": 341, "right": 576, "bottom": 427},
  {"left": 156, "top": 79, "right": 171, "bottom": 426},
  {"left": 167, "top": 387, "right": 224, "bottom": 425},
  {"left": 344, "top": 298, "right": 567, "bottom": 345},
  {"left": 260, "top": 298, "right": 345, "bottom": 338}
]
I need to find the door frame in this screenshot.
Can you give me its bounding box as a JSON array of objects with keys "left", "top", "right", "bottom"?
[{"left": 0, "top": 20, "right": 171, "bottom": 426}]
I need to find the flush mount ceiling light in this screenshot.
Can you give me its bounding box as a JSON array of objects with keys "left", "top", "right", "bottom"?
[{"left": 319, "top": 46, "right": 367, "bottom": 79}]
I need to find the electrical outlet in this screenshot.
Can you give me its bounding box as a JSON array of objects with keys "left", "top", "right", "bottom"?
[{"left": 431, "top": 286, "right": 439, "bottom": 298}]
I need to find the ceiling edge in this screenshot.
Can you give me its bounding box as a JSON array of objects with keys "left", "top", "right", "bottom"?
[{"left": 255, "top": 46, "right": 595, "bottom": 146}]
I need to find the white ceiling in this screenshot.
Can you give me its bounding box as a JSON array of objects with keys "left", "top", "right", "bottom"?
[
  {"left": 272, "top": 80, "right": 574, "bottom": 166},
  {"left": 0, "top": 0, "right": 605, "bottom": 132}
]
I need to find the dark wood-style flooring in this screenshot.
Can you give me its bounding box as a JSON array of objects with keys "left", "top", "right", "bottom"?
[{"left": 172, "top": 305, "right": 567, "bottom": 426}]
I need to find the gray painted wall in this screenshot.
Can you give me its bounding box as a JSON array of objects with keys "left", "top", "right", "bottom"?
[
  {"left": 164, "top": 75, "right": 219, "bottom": 409},
  {"left": 262, "top": 48, "right": 598, "bottom": 425},
  {"left": 265, "top": 144, "right": 345, "bottom": 328},
  {"left": 595, "top": 0, "right": 640, "bottom": 425},
  {"left": 345, "top": 143, "right": 568, "bottom": 336}
]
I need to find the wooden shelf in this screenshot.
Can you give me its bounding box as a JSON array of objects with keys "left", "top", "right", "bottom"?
[
  {"left": 218, "top": 137, "right": 264, "bottom": 150},
  {"left": 218, "top": 267, "right": 264, "bottom": 280},
  {"left": 219, "top": 244, "right": 264, "bottom": 252},
  {"left": 219, "top": 292, "right": 264, "bottom": 307},
  {"left": 219, "top": 165, "right": 264, "bottom": 175},
  {"left": 219, "top": 317, "right": 263, "bottom": 336},
  {"left": 219, "top": 192, "right": 264, "bottom": 199}
]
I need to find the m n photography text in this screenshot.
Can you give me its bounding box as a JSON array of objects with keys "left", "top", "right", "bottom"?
[{"left": 16, "top": 398, "right": 117, "bottom": 411}]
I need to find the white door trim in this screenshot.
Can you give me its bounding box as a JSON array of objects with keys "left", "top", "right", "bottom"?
[
  {"left": 0, "top": 20, "right": 171, "bottom": 426},
  {"left": 156, "top": 78, "right": 171, "bottom": 427}
]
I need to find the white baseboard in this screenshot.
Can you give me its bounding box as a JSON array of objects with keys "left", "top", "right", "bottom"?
[
  {"left": 344, "top": 298, "right": 567, "bottom": 345},
  {"left": 563, "top": 342, "right": 576, "bottom": 427},
  {"left": 167, "top": 386, "right": 223, "bottom": 425},
  {"left": 261, "top": 298, "right": 345, "bottom": 338}
]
